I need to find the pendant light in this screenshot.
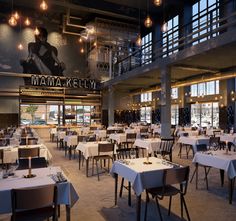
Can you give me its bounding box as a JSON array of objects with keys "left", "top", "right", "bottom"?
[
  {"left": 161, "top": 0, "right": 168, "bottom": 32},
  {"left": 144, "top": 0, "right": 152, "bottom": 28},
  {"left": 8, "top": 0, "right": 17, "bottom": 26},
  {"left": 40, "top": 0, "right": 48, "bottom": 11},
  {"left": 24, "top": 17, "right": 31, "bottom": 26},
  {"left": 136, "top": 0, "right": 142, "bottom": 46},
  {"left": 154, "top": 0, "right": 162, "bottom": 7}
]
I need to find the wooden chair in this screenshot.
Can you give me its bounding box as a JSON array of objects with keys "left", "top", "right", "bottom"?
[
  {"left": 18, "top": 147, "right": 40, "bottom": 159},
  {"left": 0, "top": 149, "right": 3, "bottom": 165},
  {"left": 17, "top": 157, "right": 48, "bottom": 170},
  {"left": 144, "top": 166, "right": 190, "bottom": 221},
  {"left": 124, "top": 133, "right": 136, "bottom": 148},
  {"left": 155, "top": 138, "right": 174, "bottom": 162},
  {"left": 11, "top": 185, "right": 58, "bottom": 221},
  {"left": 92, "top": 143, "right": 115, "bottom": 181}
]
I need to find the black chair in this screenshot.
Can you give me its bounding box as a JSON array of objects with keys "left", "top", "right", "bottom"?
[
  {"left": 18, "top": 147, "right": 40, "bottom": 159},
  {"left": 17, "top": 157, "right": 48, "bottom": 170},
  {"left": 156, "top": 138, "right": 175, "bottom": 162},
  {"left": 209, "top": 136, "right": 221, "bottom": 150},
  {"left": 144, "top": 166, "right": 190, "bottom": 221},
  {"left": 124, "top": 133, "right": 136, "bottom": 148},
  {"left": 11, "top": 185, "right": 58, "bottom": 221},
  {"left": 190, "top": 144, "right": 210, "bottom": 189},
  {"left": 92, "top": 143, "right": 115, "bottom": 181}
]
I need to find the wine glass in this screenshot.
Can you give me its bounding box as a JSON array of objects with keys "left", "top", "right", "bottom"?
[
  {"left": 9, "top": 159, "right": 19, "bottom": 176},
  {"left": 130, "top": 149, "right": 136, "bottom": 159}
]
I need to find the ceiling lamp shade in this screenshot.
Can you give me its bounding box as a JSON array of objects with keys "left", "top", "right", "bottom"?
[
  {"left": 154, "top": 0, "right": 162, "bottom": 6},
  {"left": 17, "top": 43, "right": 23, "bottom": 50},
  {"left": 136, "top": 34, "right": 142, "bottom": 46},
  {"left": 9, "top": 16, "right": 17, "bottom": 26},
  {"left": 40, "top": 0, "right": 48, "bottom": 11},
  {"left": 144, "top": 15, "right": 153, "bottom": 28},
  {"left": 34, "top": 27, "right": 40, "bottom": 35},
  {"left": 162, "top": 22, "right": 168, "bottom": 32},
  {"left": 24, "top": 17, "right": 31, "bottom": 26},
  {"left": 14, "top": 11, "right": 20, "bottom": 20}
]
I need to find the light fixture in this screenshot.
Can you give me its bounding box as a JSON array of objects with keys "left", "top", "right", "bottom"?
[
  {"left": 34, "top": 27, "right": 40, "bottom": 35},
  {"left": 162, "top": 22, "right": 168, "bottom": 32},
  {"left": 24, "top": 17, "right": 31, "bottom": 26},
  {"left": 144, "top": 15, "right": 153, "bottom": 28},
  {"left": 154, "top": 0, "right": 162, "bottom": 6},
  {"left": 136, "top": 34, "right": 142, "bottom": 46},
  {"left": 144, "top": 0, "right": 152, "bottom": 28},
  {"left": 78, "top": 37, "right": 83, "bottom": 43},
  {"left": 80, "top": 48, "right": 84, "bottom": 53},
  {"left": 17, "top": 43, "right": 23, "bottom": 50},
  {"left": 14, "top": 11, "right": 19, "bottom": 20},
  {"left": 93, "top": 41, "right": 97, "bottom": 47},
  {"left": 8, "top": 15, "right": 17, "bottom": 26},
  {"left": 40, "top": 0, "right": 48, "bottom": 11}
]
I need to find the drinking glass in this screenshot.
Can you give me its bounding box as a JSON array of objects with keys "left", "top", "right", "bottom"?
[{"left": 130, "top": 149, "right": 136, "bottom": 159}]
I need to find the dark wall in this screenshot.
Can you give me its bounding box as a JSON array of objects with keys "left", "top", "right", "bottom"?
[{"left": 0, "top": 113, "right": 18, "bottom": 128}]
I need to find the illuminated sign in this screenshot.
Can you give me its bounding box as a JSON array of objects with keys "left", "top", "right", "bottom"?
[{"left": 31, "top": 75, "right": 100, "bottom": 90}]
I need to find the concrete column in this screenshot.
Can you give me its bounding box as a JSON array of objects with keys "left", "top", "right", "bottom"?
[
  {"left": 160, "top": 66, "right": 171, "bottom": 138},
  {"left": 108, "top": 86, "right": 114, "bottom": 126}
]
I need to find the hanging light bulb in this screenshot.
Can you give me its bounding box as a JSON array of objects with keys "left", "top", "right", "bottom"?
[
  {"left": 34, "top": 27, "right": 40, "bottom": 35},
  {"left": 162, "top": 22, "right": 168, "bottom": 32},
  {"left": 40, "top": 0, "right": 48, "bottom": 11},
  {"left": 17, "top": 43, "right": 23, "bottom": 50},
  {"left": 136, "top": 34, "right": 142, "bottom": 46},
  {"left": 8, "top": 16, "right": 17, "bottom": 26},
  {"left": 78, "top": 37, "right": 83, "bottom": 43},
  {"left": 24, "top": 17, "right": 31, "bottom": 26},
  {"left": 80, "top": 48, "right": 84, "bottom": 53},
  {"left": 93, "top": 41, "right": 97, "bottom": 47},
  {"left": 144, "top": 15, "right": 153, "bottom": 28},
  {"left": 14, "top": 11, "right": 20, "bottom": 20},
  {"left": 154, "top": 0, "right": 162, "bottom": 6}
]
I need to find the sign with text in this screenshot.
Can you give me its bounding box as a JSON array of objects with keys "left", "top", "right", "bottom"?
[{"left": 31, "top": 75, "right": 100, "bottom": 90}]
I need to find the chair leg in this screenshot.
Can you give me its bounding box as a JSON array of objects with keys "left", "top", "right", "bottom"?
[
  {"left": 204, "top": 166, "right": 209, "bottom": 190},
  {"left": 180, "top": 193, "right": 183, "bottom": 218},
  {"left": 119, "top": 178, "right": 124, "bottom": 197},
  {"left": 96, "top": 160, "right": 99, "bottom": 181},
  {"left": 92, "top": 158, "right": 94, "bottom": 176},
  {"left": 182, "top": 195, "right": 191, "bottom": 221},
  {"left": 168, "top": 196, "right": 172, "bottom": 216},
  {"left": 190, "top": 168, "right": 196, "bottom": 183},
  {"left": 155, "top": 197, "right": 163, "bottom": 221}
]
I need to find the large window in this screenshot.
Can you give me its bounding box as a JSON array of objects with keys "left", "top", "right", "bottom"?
[
  {"left": 191, "top": 102, "right": 219, "bottom": 127},
  {"left": 171, "top": 105, "right": 179, "bottom": 125},
  {"left": 192, "top": 0, "right": 219, "bottom": 45},
  {"left": 163, "top": 15, "right": 179, "bottom": 57},
  {"left": 190, "top": 80, "right": 219, "bottom": 97},
  {"left": 171, "top": 88, "right": 178, "bottom": 99},
  {"left": 140, "top": 107, "right": 152, "bottom": 123},
  {"left": 141, "top": 32, "right": 152, "bottom": 64},
  {"left": 141, "top": 92, "right": 152, "bottom": 102}
]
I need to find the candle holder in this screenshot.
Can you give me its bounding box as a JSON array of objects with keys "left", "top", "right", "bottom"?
[
  {"left": 143, "top": 153, "right": 152, "bottom": 164},
  {"left": 23, "top": 157, "right": 36, "bottom": 178}
]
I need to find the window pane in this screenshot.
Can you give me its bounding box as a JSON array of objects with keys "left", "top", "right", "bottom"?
[
  {"left": 171, "top": 88, "right": 178, "bottom": 99},
  {"left": 201, "top": 103, "right": 212, "bottom": 127},
  {"left": 212, "top": 102, "right": 219, "bottom": 127},
  {"left": 191, "top": 84, "right": 198, "bottom": 97},
  {"left": 171, "top": 104, "right": 179, "bottom": 125},
  {"left": 47, "top": 105, "right": 58, "bottom": 125},
  {"left": 191, "top": 104, "right": 201, "bottom": 126}
]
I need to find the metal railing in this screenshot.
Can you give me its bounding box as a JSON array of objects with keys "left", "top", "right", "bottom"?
[{"left": 112, "top": 0, "right": 236, "bottom": 78}]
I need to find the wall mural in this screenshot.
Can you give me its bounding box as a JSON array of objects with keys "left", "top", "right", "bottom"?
[{"left": 21, "top": 27, "right": 65, "bottom": 76}]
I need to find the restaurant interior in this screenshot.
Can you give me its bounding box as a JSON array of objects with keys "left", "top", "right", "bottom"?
[{"left": 0, "top": 0, "right": 236, "bottom": 220}]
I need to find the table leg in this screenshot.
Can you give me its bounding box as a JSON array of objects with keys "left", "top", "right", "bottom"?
[
  {"left": 228, "top": 177, "right": 235, "bottom": 204},
  {"left": 115, "top": 173, "right": 118, "bottom": 205},
  {"left": 136, "top": 195, "right": 141, "bottom": 221},
  {"left": 66, "top": 205, "right": 71, "bottom": 221},
  {"left": 86, "top": 159, "right": 89, "bottom": 177},
  {"left": 220, "top": 169, "right": 224, "bottom": 187},
  {"left": 195, "top": 163, "right": 198, "bottom": 189},
  {"left": 78, "top": 150, "right": 81, "bottom": 170}
]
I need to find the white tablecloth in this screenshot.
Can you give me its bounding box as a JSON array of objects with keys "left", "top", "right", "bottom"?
[
  {"left": 220, "top": 134, "right": 236, "bottom": 145},
  {"left": 76, "top": 141, "right": 115, "bottom": 159},
  {"left": 64, "top": 135, "right": 78, "bottom": 146},
  {"left": 94, "top": 130, "right": 107, "bottom": 139},
  {"left": 0, "top": 144, "right": 52, "bottom": 164},
  {"left": 133, "top": 138, "right": 161, "bottom": 154},
  {"left": 0, "top": 167, "right": 79, "bottom": 214},
  {"left": 107, "top": 126, "right": 124, "bottom": 131},
  {"left": 110, "top": 157, "right": 173, "bottom": 196},
  {"left": 192, "top": 150, "right": 236, "bottom": 179},
  {"left": 178, "top": 136, "right": 210, "bottom": 153},
  {"left": 177, "top": 130, "right": 199, "bottom": 137},
  {"left": 109, "top": 133, "right": 127, "bottom": 144},
  {"left": 153, "top": 128, "right": 161, "bottom": 134}
]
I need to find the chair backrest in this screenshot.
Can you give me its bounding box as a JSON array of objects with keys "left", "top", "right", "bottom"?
[
  {"left": 17, "top": 157, "right": 48, "bottom": 170},
  {"left": 116, "top": 147, "right": 138, "bottom": 159},
  {"left": 28, "top": 138, "right": 38, "bottom": 145},
  {"left": 0, "top": 149, "right": 3, "bottom": 162},
  {"left": 160, "top": 138, "right": 174, "bottom": 154},
  {"left": 18, "top": 147, "right": 40, "bottom": 158},
  {"left": 88, "top": 135, "right": 96, "bottom": 142},
  {"left": 209, "top": 136, "right": 220, "bottom": 147},
  {"left": 98, "top": 143, "right": 114, "bottom": 154},
  {"left": 107, "top": 130, "right": 116, "bottom": 135},
  {"left": 126, "top": 133, "right": 136, "bottom": 141},
  {"left": 78, "top": 135, "right": 88, "bottom": 142},
  {"left": 11, "top": 185, "right": 57, "bottom": 219},
  {"left": 196, "top": 144, "right": 208, "bottom": 152},
  {"left": 116, "top": 129, "right": 124, "bottom": 133},
  {"left": 213, "top": 130, "right": 221, "bottom": 137},
  {"left": 163, "top": 166, "right": 190, "bottom": 195},
  {"left": 140, "top": 128, "right": 148, "bottom": 133}
]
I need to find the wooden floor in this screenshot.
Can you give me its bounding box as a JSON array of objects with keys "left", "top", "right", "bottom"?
[{"left": 1, "top": 135, "right": 236, "bottom": 221}]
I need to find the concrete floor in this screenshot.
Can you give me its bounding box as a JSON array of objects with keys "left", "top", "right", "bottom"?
[{"left": 1, "top": 136, "right": 236, "bottom": 221}]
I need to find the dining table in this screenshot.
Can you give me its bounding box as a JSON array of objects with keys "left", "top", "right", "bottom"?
[
  {"left": 0, "top": 166, "right": 79, "bottom": 221},
  {"left": 110, "top": 157, "right": 180, "bottom": 221},
  {"left": 192, "top": 150, "right": 236, "bottom": 204},
  {"left": 76, "top": 141, "right": 116, "bottom": 177}
]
